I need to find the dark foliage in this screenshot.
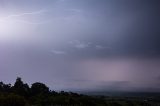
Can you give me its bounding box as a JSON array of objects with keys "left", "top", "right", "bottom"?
[
  {"left": 0, "top": 77, "right": 160, "bottom": 106},
  {"left": 12, "top": 77, "right": 30, "bottom": 97},
  {"left": 0, "top": 77, "right": 107, "bottom": 106},
  {"left": 31, "top": 82, "right": 49, "bottom": 96}
]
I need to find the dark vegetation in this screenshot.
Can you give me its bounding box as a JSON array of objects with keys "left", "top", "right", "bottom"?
[{"left": 0, "top": 77, "right": 160, "bottom": 106}]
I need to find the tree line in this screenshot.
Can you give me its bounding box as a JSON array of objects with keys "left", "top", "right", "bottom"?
[
  {"left": 0, "top": 77, "right": 50, "bottom": 98},
  {"left": 0, "top": 77, "right": 107, "bottom": 106},
  {"left": 0, "top": 77, "right": 158, "bottom": 106}
]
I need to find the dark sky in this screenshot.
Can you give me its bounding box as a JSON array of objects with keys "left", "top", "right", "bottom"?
[{"left": 0, "top": 0, "right": 160, "bottom": 92}]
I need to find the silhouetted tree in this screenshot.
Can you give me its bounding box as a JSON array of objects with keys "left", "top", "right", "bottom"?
[
  {"left": 0, "top": 82, "right": 11, "bottom": 92},
  {"left": 3, "top": 84, "right": 11, "bottom": 92},
  {"left": 31, "top": 82, "right": 49, "bottom": 96},
  {"left": 0, "top": 77, "right": 108, "bottom": 106},
  {"left": 0, "top": 82, "right": 5, "bottom": 92},
  {"left": 13, "top": 77, "right": 30, "bottom": 97}
]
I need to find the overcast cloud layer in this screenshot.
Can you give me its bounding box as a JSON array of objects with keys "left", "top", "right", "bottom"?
[{"left": 0, "top": 0, "right": 160, "bottom": 92}]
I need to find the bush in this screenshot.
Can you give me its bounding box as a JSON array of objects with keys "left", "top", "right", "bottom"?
[{"left": 0, "top": 93, "right": 26, "bottom": 106}]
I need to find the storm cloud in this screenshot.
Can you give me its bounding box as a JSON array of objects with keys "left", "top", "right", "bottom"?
[{"left": 0, "top": 0, "right": 160, "bottom": 92}]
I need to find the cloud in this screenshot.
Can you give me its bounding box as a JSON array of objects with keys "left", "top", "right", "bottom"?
[
  {"left": 51, "top": 49, "right": 66, "bottom": 55},
  {"left": 63, "top": 78, "right": 131, "bottom": 91},
  {"left": 0, "top": 9, "right": 49, "bottom": 24},
  {"left": 57, "top": 0, "right": 65, "bottom": 2},
  {"left": 93, "top": 81, "right": 131, "bottom": 91},
  {"left": 69, "top": 40, "right": 91, "bottom": 49},
  {"left": 156, "top": 75, "right": 160, "bottom": 81},
  {"left": 75, "top": 43, "right": 89, "bottom": 49},
  {"left": 95, "top": 45, "right": 108, "bottom": 49},
  {"left": 4, "top": 9, "right": 47, "bottom": 19},
  {"left": 69, "top": 9, "right": 82, "bottom": 13},
  {"left": 95, "top": 81, "right": 131, "bottom": 91}
]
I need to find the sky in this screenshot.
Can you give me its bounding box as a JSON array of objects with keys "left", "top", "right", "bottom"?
[{"left": 0, "top": 0, "right": 160, "bottom": 92}]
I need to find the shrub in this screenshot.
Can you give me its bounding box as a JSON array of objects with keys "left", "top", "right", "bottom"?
[{"left": 0, "top": 93, "right": 26, "bottom": 106}]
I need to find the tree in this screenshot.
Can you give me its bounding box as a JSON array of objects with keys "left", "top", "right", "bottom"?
[
  {"left": 31, "top": 82, "right": 49, "bottom": 96},
  {"left": 0, "top": 82, "right": 5, "bottom": 92},
  {"left": 0, "top": 94, "right": 26, "bottom": 106},
  {"left": 13, "top": 77, "right": 30, "bottom": 97},
  {"left": 0, "top": 81, "right": 11, "bottom": 92}
]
